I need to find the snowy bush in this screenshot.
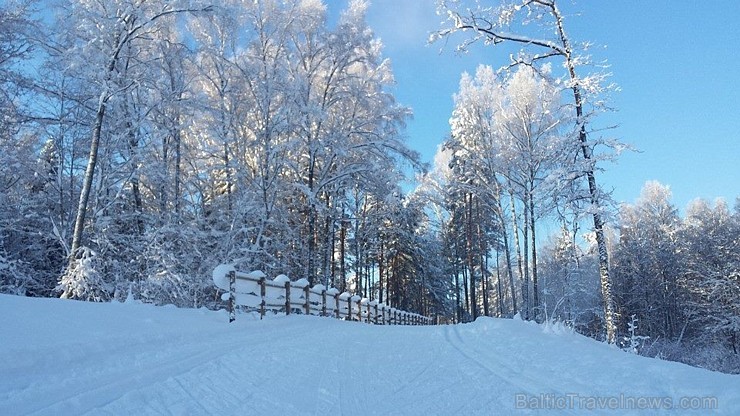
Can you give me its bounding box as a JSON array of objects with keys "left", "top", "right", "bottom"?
[
  {"left": 641, "top": 337, "right": 740, "bottom": 375},
  {"left": 0, "top": 251, "right": 32, "bottom": 296},
  {"left": 58, "top": 247, "right": 112, "bottom": 302}
]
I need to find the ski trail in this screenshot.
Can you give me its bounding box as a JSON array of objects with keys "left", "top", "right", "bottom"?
[
  {"left": 13, "top": 323, "right": 316, "bottom": 416},
  {"left": 3, "top": 296, "right": 738, "bottom": 416},
  {"left": 440, "top": 323, "right": 587, "bottom": 415}
]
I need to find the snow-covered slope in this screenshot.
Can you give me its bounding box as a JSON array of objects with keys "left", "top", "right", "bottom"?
[{"left": 1, "top": 294, "right": 737, "bottom": 415}]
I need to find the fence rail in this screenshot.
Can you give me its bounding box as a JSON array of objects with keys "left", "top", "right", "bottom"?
[{"left": 213, "top": 267, "right": 432, "bottom": 325}]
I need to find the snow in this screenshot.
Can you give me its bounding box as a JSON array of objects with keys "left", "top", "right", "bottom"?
[
  {"left": 293, "top": 278, "right": 310, "bottom": 288},
  {"left": 245, "top": 270, "right": 267, "bottom": 280},
  {"left": 312, "top": 284, "right": 326, "bottom": 292},
  {"left": 1, "top": 294, "right": 738, "bottom": 415},
  {"left": 211, "top": 264, "right": 235, "bottom": 291},
  {"left": 273, "top": 274, "right": 290, "bottom": 285}
]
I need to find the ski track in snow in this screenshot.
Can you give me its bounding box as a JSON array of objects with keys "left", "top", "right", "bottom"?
[{"left": 1, "top": 294, "right": 739, "bottom": 415}]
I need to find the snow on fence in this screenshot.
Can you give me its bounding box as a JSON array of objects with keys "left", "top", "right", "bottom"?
[{"left": 213, "top": 265, "right": 432, "bottom": 325}]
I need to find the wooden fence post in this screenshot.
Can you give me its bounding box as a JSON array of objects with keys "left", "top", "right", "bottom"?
[
  {"left": 346, "top": 296, "right": 352, "bottom": 321},
  {"left": 228, "top": 270, "right": 235, "bottom": 323},
  {"left": 303, "top": 285, "right": 310, "bottom": 315},
  {"left": 335, "top": 293, "right": 341, "bottom": 319},
  {"left": 356, "top": 298, "right": 362, "bottom": 322},
  {"left": 321, "top": 289, "right": 327, "bottom": 317},
  {"left": 259, "top": 277, "right": 266, "bottom": 319},
  {"left": 284, "top": 281, "right": 291, "bottom": 315},
  {"left": 374, "top": 303, "right": 379, "bottom": 325}
]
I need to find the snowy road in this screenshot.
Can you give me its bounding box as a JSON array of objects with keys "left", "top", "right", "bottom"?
[{"left": 1, "top": 295, "right": 738, "bottom": 415}]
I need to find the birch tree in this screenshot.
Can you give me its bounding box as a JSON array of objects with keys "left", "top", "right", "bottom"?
[{"left": 58, "top": 0, "right": 211, "bottom": 295}]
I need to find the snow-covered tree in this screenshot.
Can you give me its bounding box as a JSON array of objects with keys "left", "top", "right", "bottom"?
[
  {"left": 435, "top": 0, "right": 620, "bottom": 342},
  {"left": 442, "top": 63, "right": 574, "bottom": 321},
  {"left": 53, "top": 0, "right": 211, "bottom": 297},
  {"left": 679, "top": 198, "right": 740, "bottom": 356},
  {"left": 612, "top": 181, "right": 683, "bottom": 340}
]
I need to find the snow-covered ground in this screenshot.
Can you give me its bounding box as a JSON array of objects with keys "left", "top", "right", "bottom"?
[{"left": 1, "top": 294, "right": 737, "bottom": 415}]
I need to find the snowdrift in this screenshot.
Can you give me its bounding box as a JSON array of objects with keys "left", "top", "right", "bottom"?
[{"left": 1, "top": 294, "right": 738, "bottom": 415}]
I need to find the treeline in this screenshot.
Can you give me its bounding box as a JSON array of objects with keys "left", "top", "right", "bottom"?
[
  {"left": 420, "top": 63, "right": 738, "bottom": 372},
  {"left": 0, "top": 0, "right": 450, "bottom": 315},
  {"left": 544, "top": 184, "right": 739, "bottom": 372},
  {"left": 612, "top": 183, "right": 739, "bottom": 371}
]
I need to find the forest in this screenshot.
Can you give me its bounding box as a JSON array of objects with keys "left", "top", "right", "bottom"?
[{"left": 0, "top": 0, "right": 738, "bottom": 373}]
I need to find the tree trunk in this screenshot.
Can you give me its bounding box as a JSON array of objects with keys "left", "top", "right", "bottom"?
[
  {"left": 549, "top": 0, "right": 616, "bottom": 344},
  {"left": 378, "top": 241, "right": 384, "bottom": 303},
  {"left": 476, "top": 199, "right": 489, "bottom": 317},
  {"left": 68, "top": 90, "right": 109, "bottom": 271},
  {"left": 127, "top": 117, "right": 144, "bottom": 235},
  {"left": 466, "top": 193, "right": 477, "bottom": 320},
  {"left": 340, "top": 212, "right": 347, "bottom": 293},
  {"left": 223, "top": 141, "right": 232, "bottom": 214},
  {"left": 323, "top": 197, "right": 332, "bottom": 287},
  {"left": 454, "top": 261, "right": 461, "bottom": 323},
  {"left": 461, "top": 259, "right": 469, "bottom": 318},
  {"left": 494, "top": 176, "right": 517, "bottom": 314},
  {"left": 509, "top": 187, "right": 524, "bottom": 318},
  {"left": 174, "top": 127, "right": 181, "bottom": 217},
  {"left": 529, "top": 187, "right": 539, "bottom": 322},
  {"left": 307, "top": 154, "right": 316, "bottom": 285},
  {"left": 496, "top": 250, "right": 504, "bottom": 316},
  {"left": 522, "top": 192, "right": 530, "bottom": 321}
]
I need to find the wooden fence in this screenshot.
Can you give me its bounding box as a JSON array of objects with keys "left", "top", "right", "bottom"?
[{"left": 213, "top": 268, "right": 432, "bottom": 325}]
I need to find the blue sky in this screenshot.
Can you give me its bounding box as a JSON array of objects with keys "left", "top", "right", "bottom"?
[{"left": 330, "top": 0, "right": 740, "bottom": 212}]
